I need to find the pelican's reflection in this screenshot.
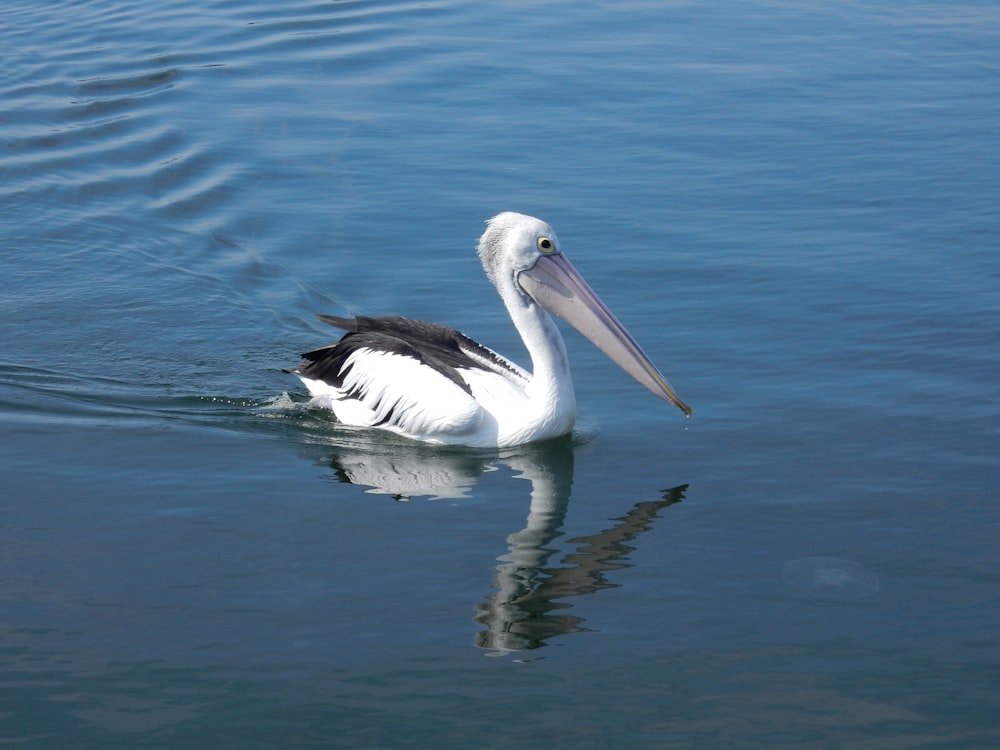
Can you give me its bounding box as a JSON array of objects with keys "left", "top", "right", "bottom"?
[
  {"left": 324, "top": 435, "right": 687, "bottom": 652},
  {"left": 328, "top": 442, "right": 488, "bottom": 500},
  {"left": 476, "top": 449, "right": 686, "bottom": 653}
]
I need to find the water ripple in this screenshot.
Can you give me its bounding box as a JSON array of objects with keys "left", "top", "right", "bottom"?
[{"left": 1, "top": 0, "right": 441, "bottom": 226}]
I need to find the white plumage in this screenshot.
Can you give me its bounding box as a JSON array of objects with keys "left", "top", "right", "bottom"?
[{"left": 289, "top": 213, "right": 689, "bottom": 447}]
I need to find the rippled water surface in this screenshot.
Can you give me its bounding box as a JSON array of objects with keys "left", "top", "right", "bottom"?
[{"left": 3, "top": 0, "right": 998, "bottom": 747}]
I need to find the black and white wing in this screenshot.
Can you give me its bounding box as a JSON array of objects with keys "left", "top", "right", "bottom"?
[{"left": 289, "top": 315, "right": 529, "bottom": 439}]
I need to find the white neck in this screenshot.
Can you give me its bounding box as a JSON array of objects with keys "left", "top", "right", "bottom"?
[{"left": 500, "top": 279, "right": 576, "bottom": 420}]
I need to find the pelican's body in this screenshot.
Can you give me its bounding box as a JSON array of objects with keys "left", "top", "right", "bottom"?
[{"left": 289, "top": 213, "right": 689, "bottom": 448}]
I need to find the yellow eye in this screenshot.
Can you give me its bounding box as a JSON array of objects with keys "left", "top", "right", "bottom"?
[{"left": 536, "top": 237, "right": 554, "bottom": 253}]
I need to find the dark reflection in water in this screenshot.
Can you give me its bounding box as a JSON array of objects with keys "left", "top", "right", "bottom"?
[
  {"left": 477, "top": 488, "right": 687, "bottom": 653},
  {"left": 324, "top": 435, "right": 687, "bottom": 653}
]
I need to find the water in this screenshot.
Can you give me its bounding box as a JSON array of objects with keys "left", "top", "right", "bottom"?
[{"left": 2, "top": 0, "right": 998, "bottom": 747}]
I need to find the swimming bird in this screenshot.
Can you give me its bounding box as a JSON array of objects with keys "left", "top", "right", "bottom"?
[{"left": 288, "top": 212, "right": 690, "bottom": 447}]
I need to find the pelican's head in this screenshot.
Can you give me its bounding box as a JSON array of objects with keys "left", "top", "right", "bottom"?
[
  {"left": 478, "top": 211, "right": 561, "bottom": 286},
  {"left": 477, "top": 212, "right": 692, "bottom": 417}
]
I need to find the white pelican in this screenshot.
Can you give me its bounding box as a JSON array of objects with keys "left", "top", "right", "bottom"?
[{"left": 289, "top": 212, "right": 690, "bottom": 447}]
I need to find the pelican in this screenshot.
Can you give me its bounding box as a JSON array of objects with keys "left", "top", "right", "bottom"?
[{"left": 288, "top": 212, "right": 690, "bottom": 447}]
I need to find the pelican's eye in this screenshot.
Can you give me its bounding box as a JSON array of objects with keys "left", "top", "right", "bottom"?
[{"left": 536, "top": 237, "right": 555, "bottom": 253}]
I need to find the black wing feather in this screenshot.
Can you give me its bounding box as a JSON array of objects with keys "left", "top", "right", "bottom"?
[
  {"left": 296, "top": 316, "right": 477, "bottom": 395},
  {"left": 327, "top": 316, "right": 526, "bottom": 382}
]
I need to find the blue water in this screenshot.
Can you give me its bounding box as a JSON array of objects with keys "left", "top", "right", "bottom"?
[{"left": 3, "top": 0, "right": 999, "bottom": 747}]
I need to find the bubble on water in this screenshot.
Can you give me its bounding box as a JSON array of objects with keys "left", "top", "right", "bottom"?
[{"left": 782, "top": 557, "right": 879, "bottom": 600}]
